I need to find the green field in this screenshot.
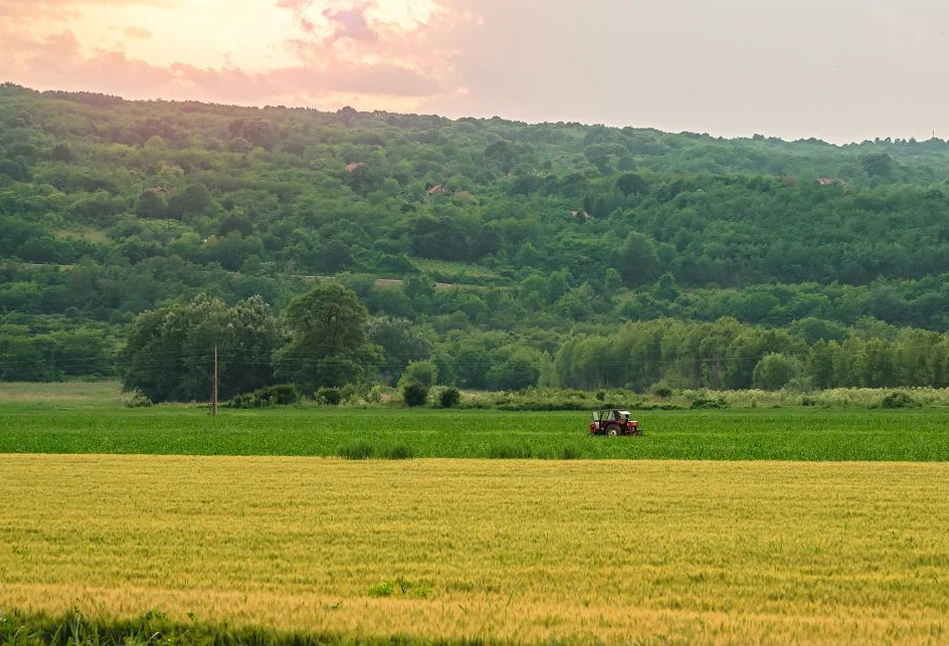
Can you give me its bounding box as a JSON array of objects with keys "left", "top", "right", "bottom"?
[
  {"left": 2, "top": 401, "right": 949, "bottom": 460},
  {"left": 4, "top": 384, "right": 949, "bottom": 645}
]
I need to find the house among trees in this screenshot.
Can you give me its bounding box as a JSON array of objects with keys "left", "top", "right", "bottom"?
[
  {"left": 344, "top": 162, "right": 364, "bottom": 172},
  {"left": 427, "top": 184, "right": 454, "bottom": 196},
  {"left": 816, "top": 178, "right": 845, "bottom": 187},
  {"left": 144, "top": 186, "right": 170, "bottom": 194}
]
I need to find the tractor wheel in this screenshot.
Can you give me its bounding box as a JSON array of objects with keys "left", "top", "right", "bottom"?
[{"left": 607, "top": 425, "right": 620, "bottom": 437}]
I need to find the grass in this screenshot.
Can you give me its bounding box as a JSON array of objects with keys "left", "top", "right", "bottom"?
[
  {"left": 0, "top": 381, "right": 122, "bottom": 407},
  {"left": 0, "top": 608, "right": 465, "bottom": 646},
  {"left": 2, "top": 456, "right": 948, "bottom": 644},
  {"left": 2, "top": 403, "right": 949, "bottom": 460}
]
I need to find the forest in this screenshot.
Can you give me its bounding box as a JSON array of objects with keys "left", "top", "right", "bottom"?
[{"left": 4, "top": 82, "right": 949, "bottom": 398}]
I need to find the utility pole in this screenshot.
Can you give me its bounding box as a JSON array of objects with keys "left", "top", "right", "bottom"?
[{"left": 211, "top": 344, "right": 218, "bottom": 416}]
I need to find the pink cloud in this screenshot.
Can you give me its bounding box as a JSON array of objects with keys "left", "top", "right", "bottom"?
[
  {"left": 176, "top": 60, "right": 440, "bottom": 101},
  {"left": 0, "top": 0, "right": 167, "bottom": 20},
  {"left": 0, "top": 27, "right": 444, "bottom": 105},
  {"left": 123, "top": 26, "right": 153, "bottom": 39},
  {"left": 275, "top": 0, "right": 309, "bottom": 10},
  {"left": 4, "top": 31, "right": 180, "bottom": 98},
  {"left": 323, "top": 7, "right": 377, "bottom": 42},
  {"left": 0, "top": 0, "right": 480, "bottom": 112}
]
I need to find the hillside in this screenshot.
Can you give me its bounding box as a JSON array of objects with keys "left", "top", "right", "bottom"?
[{"left": 4, "top": 82, "right": 949, "bottom": 392}]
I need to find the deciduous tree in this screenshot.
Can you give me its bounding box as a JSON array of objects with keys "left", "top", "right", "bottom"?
[{"left": 273, "top": 282, "right": 382, "bottom": 392}]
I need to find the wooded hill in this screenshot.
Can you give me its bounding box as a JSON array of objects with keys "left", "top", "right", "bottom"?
[{"left": 4, "top": 82, "right": 949, "bottom": 395}]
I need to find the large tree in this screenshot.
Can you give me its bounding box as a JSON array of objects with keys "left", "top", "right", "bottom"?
[
  {"left": 272, "top": 282, "right": 382, "bottom": 393},
  {"left": 615, "top": 231, "right": 661, "bottom": 287},
  {"left": 119, "top": 294, "right": 279, "bottom": 402},
  {"left": 368, "top": 315, "right": 433, "bottom": 384}
]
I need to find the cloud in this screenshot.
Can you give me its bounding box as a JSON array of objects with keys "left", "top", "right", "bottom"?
[
  {"left": 0, "top": 0, "right": 167, "bottom": 20},
  {"left": 0, "top": 0, "right": 477, "bottom": 113},
  {"left": 172, "top": 60, "right": 441, "bottom": 102},
  {"left": 123, "top": 26, "right": 153, "bottom": 39},
  {"left": 5, "top": 0, "right": 949, "bottom": 142},
  {"left": 272, "top": 0, "right": 476, "bottom": 104},
  {"left": 0, "top": 28, "right": 444, "bottom": 107},
  {"left": 323, "top": 7, "right": 377, "bottom": 42},
  {"left": 274, "top": 0, "right": 309, "bottom": 10}
]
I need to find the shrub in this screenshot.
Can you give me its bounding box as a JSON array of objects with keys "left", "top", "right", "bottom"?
[
  {"left": 365, "top": 385, "right": 384, "bottom": 403},
  {"left": 651, "top": 383, "right": 674, "bottom": 399},
  {"left": 399, "top": 360, "right": 437, "bottom": 388},
  {"left": 123, "top": 389, "right": 153, "bottom": 408},
  {"left": 690, "top": 397, "right": 728, "bottom": 410},
  {"left": 438, "top": 386, "right": 461, "bottom": 408},
  {"left": 230, "top": 384, "right": 299, "bottom": 408},
  {"left": 316, "top": 386, "right": 342, "bottom": 405},
  {"left": 402, "top": 382, "right": 429, "bottom": 407},
  {"left": 880, "top": 391, "right": 918, "bottom": 409}
]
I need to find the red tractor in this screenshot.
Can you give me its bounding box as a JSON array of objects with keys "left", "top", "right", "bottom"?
[{"left": 589, "top": 409, "right": 643, "bottom": 436}]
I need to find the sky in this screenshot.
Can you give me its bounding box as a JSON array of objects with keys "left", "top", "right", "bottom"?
[{"left": 2, "top": 0, "right": 949, "bottom": 143}]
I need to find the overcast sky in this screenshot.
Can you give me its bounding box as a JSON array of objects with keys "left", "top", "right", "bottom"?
[{"left": 2, "top": 0, "right": 949, "bottom": 143}]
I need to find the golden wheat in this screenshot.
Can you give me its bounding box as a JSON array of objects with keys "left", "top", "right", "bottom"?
[{"left": 1, "top": 456, "right": 947, "bottom": 644}]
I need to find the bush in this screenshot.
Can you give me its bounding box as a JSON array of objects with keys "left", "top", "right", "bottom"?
[
  {"left": 316, "top": 386, "right": 342, "bottom": 405},
  {"left": 880, "top": 391, "right": 918, "bottom": 409},
  {"left": 690, "top": 397, "right": 728, "bottom": 410},
  {"left": 651, "top": 383, "right": 674, "bottom": 399},
  {"left": 123, "top": 389, "right": 153, "bottom": 408},
  {"left": 230, "top": 384, "right": 299, "bottom": 408},
  {"left": 365, "top": 385, "right": 385, "bottom": 403},
  {"left": 399, "top": 360, "right": 437, "bottom": 388},
  {"left": 438, "top": 386, "right": 461, "bottom": 408},
  {"left": 402, "top": 382, "right": 429, "bottom": 407}
]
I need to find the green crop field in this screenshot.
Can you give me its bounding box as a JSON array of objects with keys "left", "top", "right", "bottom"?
[
  {"left": 4, "top": 382, "right": 949, "bottom": 645},
  {"left": 2, "top": 397, "right": 949, "bottom": 460}
]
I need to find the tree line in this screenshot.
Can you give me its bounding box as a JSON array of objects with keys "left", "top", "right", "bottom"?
[
  {"left": 552, "top": 318, "right": 949, "bottom": 391},
  {"left": 118, "top": 284, "right": 949, "bottom": 403}
]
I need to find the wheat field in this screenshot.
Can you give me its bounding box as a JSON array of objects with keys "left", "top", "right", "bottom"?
[{"left": 1, "top": 456, "right": 948, "bottom": 644}]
